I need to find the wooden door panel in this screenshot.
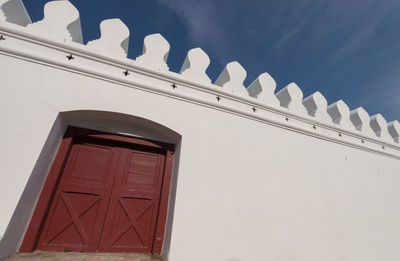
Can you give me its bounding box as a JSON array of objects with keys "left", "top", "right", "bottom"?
[
  {"left": 124, "top": 152, "right": 160, "bottom": 187},
  {"left": 66, "top": 143, "right": 113, "bottom": 185},
  {"left": 99, "top": 148, "right": 166, "bottom": 252},
  {"left": 41, "top": 192, "right": 101, "bottom": 249},
  {"left": 37, "top": 142, "right": 117, "bottom": 251},
  {"left": 100, "top": 197, "right": 155, "bottom": 252}
]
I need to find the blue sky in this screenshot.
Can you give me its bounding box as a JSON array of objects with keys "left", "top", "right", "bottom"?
[{"left": 23, "top": 0, "right": 400, "bottom": 121}]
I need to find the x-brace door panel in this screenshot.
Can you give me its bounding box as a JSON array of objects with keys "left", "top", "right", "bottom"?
[
  {"left": 99, "top": 148, "right": 166, "bottom": 252},
  {"left": 37, "top": 141, "right": 119, "bottom": 251}
]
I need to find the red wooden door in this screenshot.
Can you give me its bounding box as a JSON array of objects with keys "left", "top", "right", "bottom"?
[
  {"left": 35, "top": 133, "right": 169, "bottom": 253},
  {"left": 98, "top": 147, "right": 166, "bottom": 252},
  {"left": 37, "top": 138, "right": 118, "bottom": 251}
]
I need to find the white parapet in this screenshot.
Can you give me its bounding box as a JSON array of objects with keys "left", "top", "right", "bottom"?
[
  {"left": 370, "top": 114, "right": 392, "bottom": 142},
  {"left": 0, "top": 2, "right": 4, "bottom": 21},
  {"left": 180, "top": 48, "right": 211, "bottom": 84},
  {"left": 2, "top": 3, "right": 400, "bottom": 261},
  {"left": 302, "top": 91, "right": 332, "bottom": 124},
  {"left": 247, "top": 73, "right": 279, "bottom": 106},
  {"left": 0, "top": 0, "right": 31, "bottom": 26},
  {"left": 275, "top": 83, "right": 308, "bottom": 116},
  {"left": 215, "top": 61, "right": 248, "bottom": 97},
  {"left": 135, "top": 33, "right": 170, "bottom": 72},
  {"left": 26, "top": 0, "right": 82, "bottom": 43},
  {"left": 86, "top": 19, "right": 129, "bottom": 58},
  {"left": 388, "top": 120, "right": 400, "bottom": 143},
  {"left": 0, "top": 0, "right": 6, "bottom": 21},
  {"left": 327, "top": 100, "right": 354, "bottom": 130},
  {"left": 349, "top": 107, "right": 375, "bottom": 137}
]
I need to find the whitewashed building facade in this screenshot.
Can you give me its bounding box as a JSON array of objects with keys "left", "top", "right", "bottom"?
[{"left": 1, "top": 1, "right": 400, "bottom": 260}]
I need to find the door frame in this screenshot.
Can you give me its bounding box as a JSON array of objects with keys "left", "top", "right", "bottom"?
[{"left": 19, "top": 126, "right": 175, "bottom": 254}]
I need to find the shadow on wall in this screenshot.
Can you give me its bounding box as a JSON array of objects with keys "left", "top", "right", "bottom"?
[
  {"left": 0, "top": 115, "right": 66, "bottom": 261},
  {"left": 1, "top": 0, "right": 31, "bottom": 26},
  {"left": 0, "top": 110, "right": 182, "bottom": 261}
]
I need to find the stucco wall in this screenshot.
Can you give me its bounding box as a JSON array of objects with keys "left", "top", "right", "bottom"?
[
  {"left": 1, "top": 2, "right": 400, "bottom": 260},
  {"left": 0, "top": 49, "right": 400, "bottom": 261}
]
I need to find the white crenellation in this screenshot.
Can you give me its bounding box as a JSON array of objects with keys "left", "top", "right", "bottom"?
[
  {"left": 0, "top": 3, "right": 4, "bottom": 21},
  {"left": 327, "top": 100, "right": 354, "bottom": 130},
  {"left": 86, "top": 19, "right": 129, "bottom": 58},
  {"left": 302, "top": 91, "right": 332, "bottom": 124},
  {"left": 215, "top": 61, "right": 248, "bottom": 97},
  {"left": 275, "top": 83, "right": 308, "bottom": 116},
  {"left": 0, "top": 0, "right": 398, "bottom": 150},
  {"left": 388, "top": 120, "right": 400, "bottom": 143},
  {"left": 370, "top": 114, "right": 392, "bottom": 142},
  {"left": 26, "top": 0, "right": 82, "bottom": 43},
  {"left": 135, "top": 33, "right": 170, "bottom": 72},
  {"left": 247, "top": 73, "right": 279, "bottom": 106},
  {"left": 349, "top": 107, "right": 375, "bottom": 136},
  {"left": 180, "top": 48, "right": 211, "bottom": 84},
  {"left": 0, "top": 0, "right": 5, "bottom": 20},
  {"left": 0, "top": 0, "right": 31, "bottom": 26}
]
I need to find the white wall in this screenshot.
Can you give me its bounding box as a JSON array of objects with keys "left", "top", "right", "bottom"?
[
  {"left": 0, "top": 3, "right": 400, "bottom": 260},
  {"left": 0, "top": 50, "right": 400, "bottom": 261}
]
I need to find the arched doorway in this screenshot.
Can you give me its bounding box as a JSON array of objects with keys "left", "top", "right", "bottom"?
[{"left": 16, "top": 111, "right": 180, "bottom": 255}]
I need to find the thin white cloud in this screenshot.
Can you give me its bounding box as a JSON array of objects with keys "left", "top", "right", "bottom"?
[
  {"left": 157, "top": 0, "right": 226, "bottom": 62},
  {"left": 324, "top": 0, "right": 399, "bottom": 66},
  {"left": 351, "top": 59, "right": 400, "bottom": 121},
  {"left": 158, "top": 0, "right": 231, "bottom": 65},
  {"left": 267, "top": 0, "right": 399, "bottom": 63},
  {"left": 157, "top": 0, "right": 400, "bottom": 121},
  {"left": 369, "top": 69, "right": 400, "bottom": 121},
  {"left": 271, "top": 0, "right": 314, "bottom": 51}
]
